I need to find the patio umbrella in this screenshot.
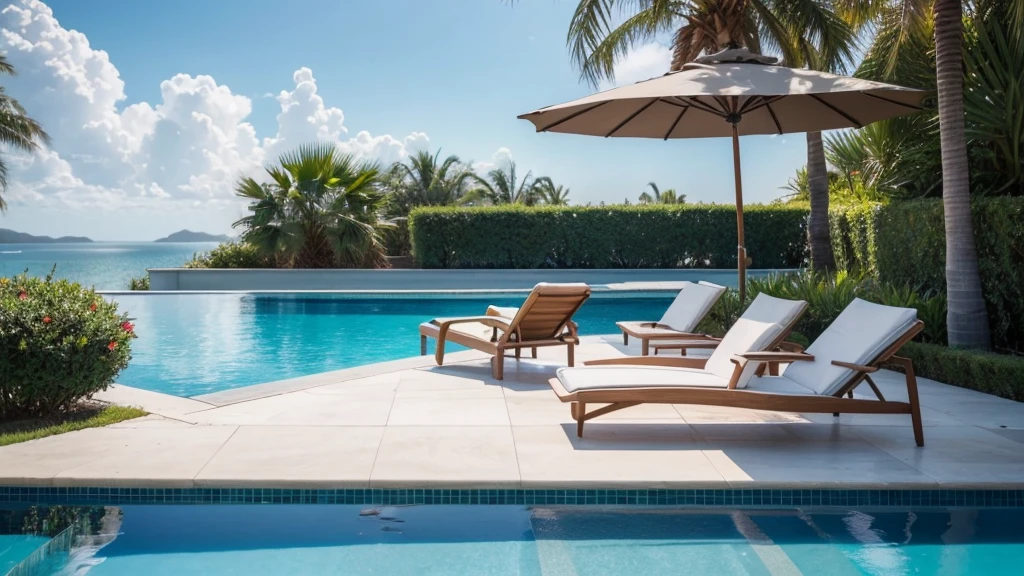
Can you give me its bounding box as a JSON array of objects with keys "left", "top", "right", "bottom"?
[{"left": 517, "top": 49, "right": 928, "bottom": 301}]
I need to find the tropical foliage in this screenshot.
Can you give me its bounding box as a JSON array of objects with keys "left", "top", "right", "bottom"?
[
  {"left": 0, "top": 271, "right": 135, "bottom": 418},
  {"left": 0, "top": 54, "right": 49, "bottom": 213},
  {"left": 534, "top": 177, "right": 571, "bottom": 205},
  {"left": 233, "top": 144, "right": 392, "bottom": 269},
  {"left": 385, "top": 150, "right": 478, "bottom": 214},
  {"left": 638, "top": 182, "right": 684, "bottom": 204},
  {"left": 468, "top": 161, "right": 543, "bottom": 205}
]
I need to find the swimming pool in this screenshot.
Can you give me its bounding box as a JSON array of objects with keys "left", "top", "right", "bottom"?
[
  {"left": 33, "top": 504, "right": 1024, "bottom": 575},
  {"left": 111, "top": 293, "right": 675, "bottom": 397}
]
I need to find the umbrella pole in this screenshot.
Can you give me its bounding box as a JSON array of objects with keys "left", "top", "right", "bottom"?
[{"left": 731, "top": 123, "right": 746, "bottom": 303}]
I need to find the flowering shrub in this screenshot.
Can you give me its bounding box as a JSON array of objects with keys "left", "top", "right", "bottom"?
[{"left": 0, "top": 272, "right": 135, "bottom": 418}]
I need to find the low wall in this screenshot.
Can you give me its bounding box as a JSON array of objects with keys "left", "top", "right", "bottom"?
[{"left": 146, "top": 268, "right": 787, "bottom": 291}]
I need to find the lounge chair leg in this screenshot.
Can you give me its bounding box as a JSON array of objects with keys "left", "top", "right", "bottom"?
[
  {"left": 903, "top": 360, "right": 925, "bottom": 447},
  {"left": 623, "top": 333, "right": 628, "bottom": 345},
  {"left": 492, "top": 352, "right": 504, "bottom": 380},
  {"left": 420, "top": 335, "right": 427, "bottom": 356},
  {"left": 434, "top": 340, "right": 446, "bottom": 366},
  {"left": 574, "top": 402, "right": 585, "bottom": 437},
  {"left": 531, "top": 347, "right": 537, "bottom": 358},
  {"left": 642, "top": 339, "right": 649, "bottom": 356},
  {"left": 768, "top": 363, "right": 779, "bottom": 376},
  {"left": 515, "top": 347, "right": 521, "bottom": 360},
  {"left": 567, "top": 343, "right": 575, "bottom": 367}
]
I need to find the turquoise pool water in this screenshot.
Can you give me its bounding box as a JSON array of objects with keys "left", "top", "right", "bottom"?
[
  {"left": 0, "top": 533, "right": 50, "bottom": 573},
  {"left": 112, "top": 293, "right": 674, "bottom": 397},
  {"left": 55, "top": 505, "right": 1024, "bottom": 575}
]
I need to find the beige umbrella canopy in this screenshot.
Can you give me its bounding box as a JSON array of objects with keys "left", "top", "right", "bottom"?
[{"left": 518, "top": 49, "right": 928, "bottom": 300}]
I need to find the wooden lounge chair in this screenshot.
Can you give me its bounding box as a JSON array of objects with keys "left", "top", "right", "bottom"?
[
  {"left": 420, "top": 283, "right": 591, "bottom": 380},
  {"left": 550, "top": 298, "right": 926, "bottom": 446},
  {"left": 616, "top": 281, "right": 726, "bottom": 355}
]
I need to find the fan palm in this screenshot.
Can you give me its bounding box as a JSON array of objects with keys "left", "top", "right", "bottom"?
[
  {"left": 841, "top": 0, "right": 1024, "bottom": 349},
  {"left": 0, "top": 55, "right": 50, "bottom": 212},
  {"left": 638, "top": 182, "right": 685, "bottom": 204},
  {"left": 534, "top": 177, "right": 572, "bottom": 205},
  {"left": 469, "top": 161, "right": 541, "bottom": 205},
  {"left": 233, "top": 143, "right": 391, "bottom": 269},
  {"left": 566, "top": 0, "right": 854, "bottom": 271},
  {"left": 387, "top": 149, "right": 477, "bottom": 214}
]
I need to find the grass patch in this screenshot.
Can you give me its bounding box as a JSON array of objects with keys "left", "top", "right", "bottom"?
[{"left": 0, "top": 403, "right": 147, "bottom": 447}]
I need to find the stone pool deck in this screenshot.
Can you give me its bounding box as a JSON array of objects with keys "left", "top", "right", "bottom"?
[{"left": 2, "top": 335, "right": 1023, "bottom": 490}]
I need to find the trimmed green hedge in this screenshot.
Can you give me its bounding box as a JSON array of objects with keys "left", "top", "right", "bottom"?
[
  {"left": 832, "top": 198, "right": 1024, "bottom": 352},
  {"left": 899, "top": 342, "right": 1024, "bottom": 401},
  {"left": 409, "top": 204, "right": 809, "bottom": 269}
]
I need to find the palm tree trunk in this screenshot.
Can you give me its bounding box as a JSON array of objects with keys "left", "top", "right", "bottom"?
[
  {"left": 806, "top": 131, "right": 835, "bottom": 271},
  {"left": 934, "top": 0, "right": 990, "bottom": 349}
]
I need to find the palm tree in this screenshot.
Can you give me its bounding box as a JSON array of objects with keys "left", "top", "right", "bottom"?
[
  {"left": 566, "top": 0, "right": 853, "bottom": 271},
  {"left": 233, "top": 143, "right": 391, "bottom": 269},
  {"left": 534, "top": 177, "right": 571, "bottom": 205},
  {"left": 0, "top": 55, "right": 49, "bottom": 212},
  {"left": 844, "top": 0, "right": 1010, "bottom": 348},
  {"left": 638, "top": 182, "right": 684, "bottom": 204},
  {"left": 469, "top": 161, "right": 541, "bottom": 205},
  {"left": 386, "top": 149, "right": 477, "bottom": 214}
]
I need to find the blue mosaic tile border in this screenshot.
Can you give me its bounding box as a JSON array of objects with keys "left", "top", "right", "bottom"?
[{"left": 2, "top": 487, "right": 1023, "bottom": 508}]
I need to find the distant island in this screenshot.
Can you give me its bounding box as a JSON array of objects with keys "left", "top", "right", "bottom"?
[
  {"left": 154, "top": 230, "right": 232, "bottom": 243},
  {"left": 0, "top": 228, "right": 93, "bottom": 243}
]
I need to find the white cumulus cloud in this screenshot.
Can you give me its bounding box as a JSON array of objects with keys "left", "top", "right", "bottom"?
[
  {"left": 599, "top": 43, "right": 672, "bottom": 90},
  {"left": 0, "top": 0, "right": 437, "bottom": 211}
]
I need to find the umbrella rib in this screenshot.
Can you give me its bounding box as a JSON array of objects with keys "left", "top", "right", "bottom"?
[
  {"left": 536, "top": 101, "right": 609, "bottom": 132},
  {"left": 605, "top": 98, "right": 658, "bottom": 138},
  {"left": 670, "top": 96, "right": 725, "bottom": 117},
  {"left": 740, "top": 95, "right": 786, "bottom": 115},
  {"left": 663, "top": 106, "right": 689, "bottom": 140},
  {"left": 861, "top": 92, "right": 926, "bottom": 111},
  {"left": 736, "top": 96, "right": 761, "bottom": 115},
  {"left": 808, "top": 94, "right": 862, "bottom": 128},
  {"left": 765, "top": 102, "right": 783, "bottom": 134}
]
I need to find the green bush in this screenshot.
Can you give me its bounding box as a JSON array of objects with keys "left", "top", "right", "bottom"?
[
  {"left": 831, "top": 198, "right": 1024, "bottom": 352},
  {"left": 899, "top": 342, "right": 1024, "bottom": 401},
  {"left": 184, "top": 242, "right": 272, "bottom": 269},
  {"left": 128, "top": 275, "right": 149, "bottom": 291},
  {"left": 0, "top": 272, "right": 135, "bottom": 418},
  {"left": 409, "top": 204, "right": 808, "bottom": 269}
]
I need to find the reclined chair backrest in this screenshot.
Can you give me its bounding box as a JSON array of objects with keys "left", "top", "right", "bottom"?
[
  {"left": 508, "top": 283, "right": 592, "bottom": 342},
  {"left": 702, "top": 293, "right": 809, "bottom": 387},
  {"left": 783, "top": 298, "right": 918, "bottom": 396},
  {"left": 658, "top": 281, "right": 727, "bottom": 332}
]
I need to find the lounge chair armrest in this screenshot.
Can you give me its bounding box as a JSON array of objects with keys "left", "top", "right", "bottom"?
[
  {"left": 776, "top": 341, "right": 805, "bottom": 353},
  {"left": 831, "top": 360, "right": 878, "bottom": 373},
  {"left": 735, "top": 351, "right": 815, "bottom": 363},
  {"left": 584, "top": 356, "right": 709, "bottom": 369},
  {"left": 434, "top": 316, "right": 512, "bottom": 330}
]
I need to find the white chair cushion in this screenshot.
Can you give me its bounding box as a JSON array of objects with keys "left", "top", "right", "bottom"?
[
  {"left": 701, "top": 293, "right": 805, "bottom": 387},
  {"left": 557, "top": 366, "right": 729, "bottom": 393},
  {"left": 782, "top": 298, "right": 917, "bottom": 396},
  {"left": 703, "top": 319, "right": 784, "bottom": 387},
  {"left": 745, "top": 376, "right": 817, "bottom": 395},
  {"left": 658, "top": 281, "right": 726, "bottom": 332}
]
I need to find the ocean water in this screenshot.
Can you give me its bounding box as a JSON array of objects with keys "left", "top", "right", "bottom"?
[
  {"left": 52, "top": 505, "right": 1024, "bottom": 575},
  {"left": 0, "top": 242, "right": 218, "bottom": 290}
]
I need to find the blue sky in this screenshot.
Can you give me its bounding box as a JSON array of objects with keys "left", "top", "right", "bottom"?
[{"left": 0, "top": 0, "right": 805, "bottom": 241}]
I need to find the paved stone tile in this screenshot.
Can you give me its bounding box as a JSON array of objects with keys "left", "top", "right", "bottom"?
[
  {"left": 387, "top": 398, "right": 510, "bottom": 426},
  {"left": 505, "top": 396, "right": 684, "bottom": 426},
  {"left": 189, "top": 391, "right": 395, "bottom": 426},
  {"left": 50, "top": 426, "right": 238, "bottom": 487},
  {"left": 852, "top": 425, "right": 1024, "bottom": 485},
  {"left": 513, "top": 425, "right": 720, "bottom": 488},
  {"left": 195, "top": 426, "right": 384, "bottom": 488},
  {"left": 95, "top": 384, "right": 211, "bottom": 421},
  {"left": 371, "top": 426, "right": 519, "bottom": 487},
  {"left": 702, "top": 437, "right": 939, "bottom": 488}
]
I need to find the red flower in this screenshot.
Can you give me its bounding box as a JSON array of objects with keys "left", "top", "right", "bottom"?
[
  {"left": 18, "top": 291, "right": 27, "bottom": 300},
  {"left": 121, "top": 321, "right": 134, "bottom": 333},
  {"left": 107, "top": 341, "right": 118, "bottom": 351},
  {"left": 43, "top": 316, "right": 52, "bottom": 324},
  {"left": 89, "top": 302, "right": 97, "bottom": 312}
]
